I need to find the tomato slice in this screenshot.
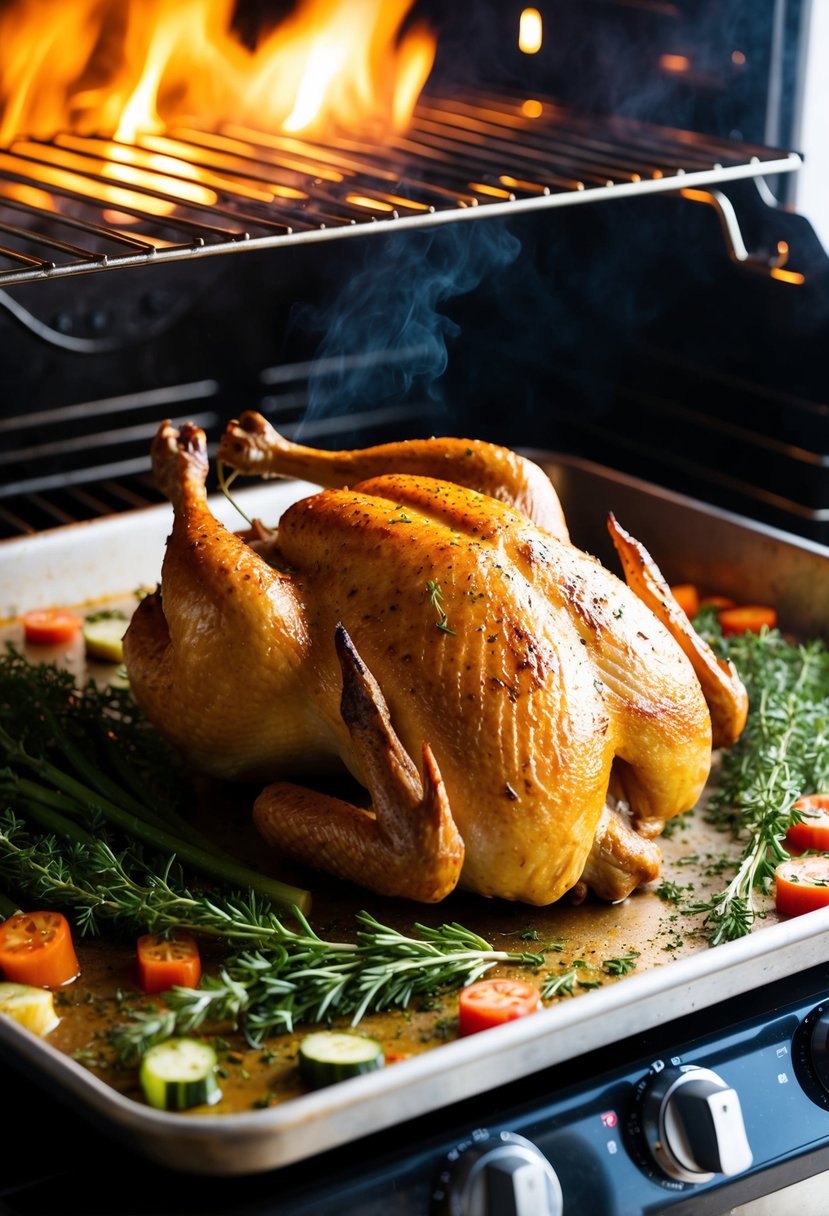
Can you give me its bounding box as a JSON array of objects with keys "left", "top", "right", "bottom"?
[
  {"left": 458, "top": 978, "right": 541, "bottom": 1036},
  {"left": 137, "top": 933, "right": 202, "bottom": 994},
  {"left": 0, "top": 911, "right": 80, "bottom": 988},
  {"left": 718, "top": 605, "right": 778, "bottom": 636},
  {"left": 22, "top": 608, "right": 82, "bottom": 646},
  {"left": 775, "top": 856, "right": 829, "bottom": 918},
  {"left": 786, "top": 795, "right": 829, "bottom": 853}
]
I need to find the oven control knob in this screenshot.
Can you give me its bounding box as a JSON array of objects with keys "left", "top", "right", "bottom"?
[
  {"left": 805, "top": 1006, "right": 829, "bottom": 1093},
  {"left": 432, "top": 1130, "right": 563, "bottom": 1216},
  {"left": 639, "top": 1064, "right": 753, "bottom": 1183}
]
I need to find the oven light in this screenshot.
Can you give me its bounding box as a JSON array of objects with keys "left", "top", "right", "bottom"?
[
  {"left": 660, "top": 54, "right": 691, "bottom": 73},
  {"left": 771, "top": 267, "right": 806, "bottom": 285},
  {"left": 521, "top": 99, "right": 544, "bottom": 119},
  {"left": 519, "top": 8, "right": 543, "bottom": 55}
]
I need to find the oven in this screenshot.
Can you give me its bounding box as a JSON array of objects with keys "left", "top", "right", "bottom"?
[{"left": 2, "top": 2, "right": 829, "bottom": 1214}]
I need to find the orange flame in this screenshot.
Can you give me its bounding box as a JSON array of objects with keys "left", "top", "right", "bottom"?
[{"left": 0, "top": 0, "right": 436, "bottom": 147}]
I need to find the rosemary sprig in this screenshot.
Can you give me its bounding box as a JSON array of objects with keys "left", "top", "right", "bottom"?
[
  {"left": 111, "top": 912, "right": 544, "bottom": 1059},
  {"left": 688, "top": 622, "right": 829, "bottom": 944}
]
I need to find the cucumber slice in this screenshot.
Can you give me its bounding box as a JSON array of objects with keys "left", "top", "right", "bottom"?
[
  {"left": 0, "top": 982, "right": 59, "bottom": 1036},
  {"left": 83, "top": 616, "right": 128, "bottom": 663},
  {"left": 299, "top": 1031, "right": 384, "bottom": 1089},
  {"left": 139, "top": 1037, "right": 221, "bottom": 1111}
]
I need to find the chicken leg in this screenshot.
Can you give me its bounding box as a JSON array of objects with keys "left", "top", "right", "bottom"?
[
  {"left": 253, "top": 624, "right": 465, "bottom": 902},
  {"left": 217, "top": 410, "right": 570, "bottom": 541}
]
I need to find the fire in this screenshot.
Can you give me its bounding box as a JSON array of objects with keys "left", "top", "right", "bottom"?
[{"left": 0, "top": 0, "right": 436, "bottom": 147}]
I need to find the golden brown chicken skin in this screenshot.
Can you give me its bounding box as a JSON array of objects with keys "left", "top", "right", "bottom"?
[{"left": 123, "top": 421, "right": 723, "bottom": 907}]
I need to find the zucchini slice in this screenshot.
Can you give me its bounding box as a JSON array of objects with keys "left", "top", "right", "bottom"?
[
  {"left": 83, "top": 616, "right": 128, "bottom": 663},
  {"left": 299, "top": 1031, "right": 384, "bottom": 1089},
  {"left": 139, "top": 1037, "right": 221, "bottom": 1111},
  {"left": 0, "top": 982, "right": 60, "bottom": 1036}
]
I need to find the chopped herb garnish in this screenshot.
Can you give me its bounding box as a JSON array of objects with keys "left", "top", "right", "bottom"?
[
  {"left": 602, "top": 950, "right": 640, "bottom": 976},
  {"left": 426, "top": 579, "right": 456, "bottom": 636}
]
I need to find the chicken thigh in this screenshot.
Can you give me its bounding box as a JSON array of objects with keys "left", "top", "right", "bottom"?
[{"left": 123, "top": 420, "right": 745, "bottom": 906}]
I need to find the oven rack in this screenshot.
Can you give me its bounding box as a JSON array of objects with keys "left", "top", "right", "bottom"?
[{"left": 0, "top": 89, "right": 801, "bottom": 287}]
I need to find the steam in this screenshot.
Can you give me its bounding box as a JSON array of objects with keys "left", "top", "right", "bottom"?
[{"left": 289, "top": 218, "right": 522, "bottom": 432}]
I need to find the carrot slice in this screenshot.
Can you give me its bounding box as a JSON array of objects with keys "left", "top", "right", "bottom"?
[
  {"left": 718, "top": 605, "right": 778, "bottom": 636},
  {"left": 669, "top": 584, "right": 700, "bottom": 618},
  {"left": 22, "top": 608, "right": 82, "bottom": 646},
  {"left": 698, "top": 595, "right": 736, "bottom": 611},
  {"left": 0, "top": 911, "right": 80, "bottom": 988},
  {"left": 787, "top": 795, "right": 829, "bottom": 853},
  {"left": 137, "top": 933, "right": 202, "bottom": 994},
  {"left": 775, "top": 856, "right": 829, "bottom": 917}
]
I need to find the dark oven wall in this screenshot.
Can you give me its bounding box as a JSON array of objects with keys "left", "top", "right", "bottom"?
[{"left": 1, "top": 0, "right": 828, "bottom": 543}]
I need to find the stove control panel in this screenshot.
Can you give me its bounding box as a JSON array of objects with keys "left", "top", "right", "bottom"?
[
  {"left": 252, "top": 976, "right": 829, "bottom": 1216},
  {"left": 422, "top": 992, "right": 829, "bottom": 1216}
]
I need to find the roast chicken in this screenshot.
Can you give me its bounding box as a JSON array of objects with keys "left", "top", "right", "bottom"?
[{"left": 122, "top": 415, "right": 748, "bottom": 906}]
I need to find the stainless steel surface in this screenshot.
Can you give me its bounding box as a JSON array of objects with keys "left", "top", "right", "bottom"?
[
  {"left": 0, "top": 90, "right": 801, "bottom": 286},
  {"left": 2, "top": 454, "right": 829, "bottom": 1177}
]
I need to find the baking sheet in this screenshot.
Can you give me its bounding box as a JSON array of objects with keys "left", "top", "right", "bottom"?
[{"left": 2, "top": 453, "right": 829, "bottom": 1176}]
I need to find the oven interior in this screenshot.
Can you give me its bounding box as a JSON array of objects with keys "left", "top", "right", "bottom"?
[{"left": 1, "top": 0, "right": 827, "bottom": 545}]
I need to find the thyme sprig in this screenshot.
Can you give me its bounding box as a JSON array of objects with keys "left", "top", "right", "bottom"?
[
  {"left": 688, "top": 620, "right": 829, "bottom": 944},
  {"left": 111, "top": 913, "right": 544, "bottom": 1059},
  {"left": 426, "top": 579, "right": 456, "bottom": 636}
]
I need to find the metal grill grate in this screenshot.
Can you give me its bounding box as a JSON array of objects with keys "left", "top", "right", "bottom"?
[
  {"left": 0, "top": 89, "right": 801, "bottom": 287},
  {"left": 0, "top": 369, "right": 441, "bottom": 539}
]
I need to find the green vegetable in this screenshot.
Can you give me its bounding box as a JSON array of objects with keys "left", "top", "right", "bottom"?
[
  {"left": 299, "top": 1031, "right": 384, "bottom": 1088},
  {"left": 688, "top": 622, "right": 829, "bottom": 944},
  {"left": 82, "top": 616, "right": 128, "bottom": 663},
  {"left": 139, "top": 1037, "right": 221, "bottom": 1110}
]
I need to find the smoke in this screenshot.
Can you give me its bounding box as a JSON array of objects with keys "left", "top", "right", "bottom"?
[{"left": 287, "top": 217, "right": 522, "bottom": 433}]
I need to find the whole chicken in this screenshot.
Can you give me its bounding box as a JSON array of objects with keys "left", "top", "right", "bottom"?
[{"left": 122, "top": 416, "right": 747, "bottom": 906}]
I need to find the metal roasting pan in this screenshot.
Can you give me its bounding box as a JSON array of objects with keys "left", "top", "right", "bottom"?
[{"left": 1, "top": 452, "right": 829, "bottom": 1177}]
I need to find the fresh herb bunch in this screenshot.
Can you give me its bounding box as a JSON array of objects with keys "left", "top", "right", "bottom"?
[
  {"left": 689, "top": 615, "right": 829, "bottom": 944},
  {"left": 0, "top": 646, "right": 311, "bottom": 913},
  {"left": 111, "top": 912, "right": 544, "bottom": 1059},
  {"left": 0, "top": 811, "right": 307, "bottom": 944}
]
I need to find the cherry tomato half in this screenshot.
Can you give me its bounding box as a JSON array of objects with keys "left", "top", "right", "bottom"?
[
  {"left": 0, "top": 911, "right": 80, "bottom": 988},
  {"left": 22, "top": 608, "right": 82, "bottom": 646},
  {"left": 458, "top": 978, "right": 541, "bottom": 1036},
  {"left": 137, "top": 933, "right": 202, "bottom": 994},
  {"left": 786, "top": 795, "right": 829, "bottom": 854},
  {"left": 775, "top": 856, "right": 829, "bottom": 918}
]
